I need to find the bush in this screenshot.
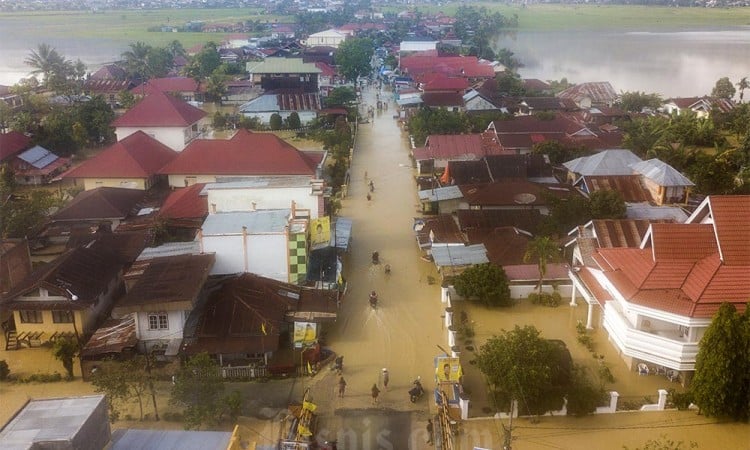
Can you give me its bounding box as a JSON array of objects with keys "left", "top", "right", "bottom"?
[
  {"left": 0, "top": 360, "right": 9, "bottom": 380},
  {"left": 286, "top": 111, "right": 301, "bottom": 129},
  {"left": 528, "top": 291, "right": 561, "bottom": 307},
  {"left": 21, "top": 372, "right": 63, "bottom": 383},
  {"left": 668, "top": 389, "right": 694, "bottom": 411},
  {"left": 269, "top": 113, "right": 283, "bottom": 130}
]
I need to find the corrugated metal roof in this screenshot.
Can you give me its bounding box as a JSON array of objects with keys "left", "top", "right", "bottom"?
[
  {"left": 431, "top": 243, "right": 488, "bottom": 267},
  {"left": 630, "top": 158, "right": 694, "bottom": 187},
  {"left": 17, "top": 145, "right": 58, "bottom": 168},
  {"left": 564, "top": 149, "right": 642, "bottom": 176},
  {"left": 137, "top": 241, "right": 202, "bottom": 260},
  {"left": 418, "top": 185, "right": 463, "bottom": 202},
  {"left": 203, "top": 176, "right": 312, "bottom": 192},
  {"left": 201, "top": 209, "right": 290, "bottom": 235},
  {"left": 334, "top": 217, "right": 353, "bottom": 250},
  {"left": 110, "top": 429, "right": 232, "bottom": 450},
  {"left": 626, "top": 203, "right": 688, "bottom": 222}
]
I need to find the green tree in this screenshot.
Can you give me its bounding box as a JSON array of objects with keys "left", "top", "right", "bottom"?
[
  {"left": 1, "top": 189, "right": 61, "bottom": 238},
  {"left": 565, "top": 365, "right": 602, "bottom": 417},
  {"left": 74, "top": 95, "right": 115, "bottom": 146},
  {"left": 52, "top": 337, "right": 78, "bottom": 380},
  {"left": 617, "top": 91, "right": 663, "bottom": 113},
  {"left": 540, "top": 193, "right": 592, "bottom": 237},
  {"left": 269, "top": 113, "right": 283, "bottom": 130},
  {"left": 407, "top": 108, "right": 469, "bottom": 146},
  {"left": 335, "top": 37, "right": 374, "bottom": 81},
  {"left": 691, "top": 302, "right": 750, "bottom": 421},
  {"left": 122, "top": 41, "right": 153, "bottom": 82},
  {"left": 711, "top": 77, "right": 736, "bottom": 100},
  {"left": 286, "top": 111, "right": 301, "bottom": 129},
  {"left": 185, "top": 42, "right": 221, "bottom": 80},
  {"left": 117, "top": 90, "right": 136, "bottom": 109},
  {"left": 736, "top": 77, "right": 749, "bottom": 103},
  {"left": 92, "top": 356, "right": 160, "bottom": 422},
  {"left": 24, "top": 43, "right": 69, "bottom": 88},
  {"left": 477, "top": 326, "right": 572, "bottom": 416},
  {"left": 453, "top": 263, "right": 512, "bottom": 307},
  {"left": 621, "top": 115, "right": 671, "bottom": 157},
  {"left": 523, "top": 236, "right": 559, "bottom": 295},
  {"left": 170, "top": 352, "right": 224, "bottom": 429},
  {"left": 589, "top": 190, "right": 627, "bottom": 219},
  {"left": 204, "top": 72, "right": 227, "bottom": 104},
  {"left": 532, "top": 141, "right": 591, "bottom": 165},
  {"left": 325, "top": 86, "right": 357, "bottom": 107},
  {"left": 495, "top": 71, "right": 525, "bottom": 97}
]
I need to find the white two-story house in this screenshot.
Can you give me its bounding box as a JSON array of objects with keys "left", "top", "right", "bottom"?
[{"left": 568, "top": 195, "right": 750, "bottom": 381}]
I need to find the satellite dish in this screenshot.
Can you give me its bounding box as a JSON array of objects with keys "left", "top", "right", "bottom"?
[{"left": 514, "top": 193, "right": 537, "bottom": 205}]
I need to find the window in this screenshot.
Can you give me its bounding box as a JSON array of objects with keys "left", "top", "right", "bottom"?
[
  {"left": 52, "top": 310, "right": 73, "bottom": 323},
  {"left": 148, "top": 313, "right": 169, "bottom": 330},
  {"left": 19, "top": 310, "right": 42, "bottom": 323}
]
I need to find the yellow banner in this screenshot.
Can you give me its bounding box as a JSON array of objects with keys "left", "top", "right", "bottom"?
[
  {"left": 436, "top": 357, "right": 463, "bottom": 382},
  {"left": 293, "top": 322, "right": 317, "bottom": 344},
  {"left": 310, "top": 216, "right": 331, "bottom": 247}
]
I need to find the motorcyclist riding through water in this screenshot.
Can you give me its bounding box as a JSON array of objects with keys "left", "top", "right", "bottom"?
[
  {"left": 409, "top": 376, "right": 425, "bottom": 402},
  {"left": 369, "top": 290, "right": 378, "bottom": 309}
]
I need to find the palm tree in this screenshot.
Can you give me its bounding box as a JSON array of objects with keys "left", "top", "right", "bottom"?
[
  {"left": 24, "top": 43, "right": 66, "bottom": 86},
  {"left": 523, "top": 236, "right": 559, "bottom": 295},
  {"left": 122, "top": 41, "right": 152, "bottom": 83},
  {"left": 736, "top": 77, "right": 749, "bottom": 103}
]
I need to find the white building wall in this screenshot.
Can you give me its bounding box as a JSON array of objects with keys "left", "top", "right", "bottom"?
[
  {"left": 167, "top": 174, "right": 219, "bottom": 188},
  {"left": 202, "top": 233, "right": 288, "bottom": 281},
  {"left": 116, "top": 126, "right": 189, "bottom": 152},
  {"left": 135, "top": 310, "right": 185, "bottom": 341},
  {"left": 208, "top": 186, "right": 319, "bottom": 218}
]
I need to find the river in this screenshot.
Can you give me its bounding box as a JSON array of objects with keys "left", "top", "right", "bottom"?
[
  {"left": 496, "top": 27, "right": 750, "bottom": 98},
  {"left": 2, "top": 23, "right": 749, "bottom": 98}
]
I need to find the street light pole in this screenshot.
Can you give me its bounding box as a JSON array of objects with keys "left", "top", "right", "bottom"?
[{"left": 64, "top": 288, "right": 81, "bottom": 346}]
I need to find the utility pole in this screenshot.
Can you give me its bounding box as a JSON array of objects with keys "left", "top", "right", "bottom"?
[{"left": 502, "top": 399, "right": 513, "bottom": 450}]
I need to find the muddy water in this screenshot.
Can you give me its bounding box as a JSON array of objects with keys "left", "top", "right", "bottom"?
[{"left": 323, "top": 85, "right": 444, "bottom": 410}]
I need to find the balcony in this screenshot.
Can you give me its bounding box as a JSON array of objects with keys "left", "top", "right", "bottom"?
[{"left": 602, "top": 301, "right": 698, "bottom": 371}]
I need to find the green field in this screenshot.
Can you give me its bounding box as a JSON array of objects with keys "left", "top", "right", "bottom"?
[{"left": 1, "top": 4, "right": 749, "bottom": 50}]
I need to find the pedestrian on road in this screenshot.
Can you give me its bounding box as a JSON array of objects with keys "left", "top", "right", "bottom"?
[
  {"left": 338, "top": 376, "right": 347, "bottom": 398},
  {"left": 371, "top": 383, "right": 380, "bottom": 405},
  {"left": 426, "top": 418, "right": 433, "bottom": 445},
  {"left": 367, "top": 193, "right": 372, "bottom": 202},
  {"left": 381, "top": 368, "right": 389, "bottom": 390}
]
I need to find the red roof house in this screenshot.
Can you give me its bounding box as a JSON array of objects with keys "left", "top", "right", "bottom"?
[
  {"left": 569, "top": 195, "right": 750, "bottom": 372},
  {"left": 64, "top": 131, "right": 177, "bottom": 191},
  {"left": 159, "top": 129, "right": 323, "bottom": 188},
  {"left": 0, "top": 131, "right": 32, "bottom": 163},
  {"left": 112, "top": 91, "right": 207, "bottom": 152}
]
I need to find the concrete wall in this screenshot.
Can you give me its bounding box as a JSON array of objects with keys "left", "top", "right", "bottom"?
[
  {"left": 202, "top": 233, "right": 288, "bottom": 281},
  {"left": 168, "top": 174, "right": 218, "bottom": 188},
  {"left": 116, "top": 126, "right": 192, "bottom": 152},
  {"left": 208, "top": 186, "right": 319, "bottom": 217},
  {"left": 135, "top": 310, "right": 187, "bottom": 341},
  {"left": 82, "top": 177, "right": 147, "bottom": 191},
  {"left": 509, "top": 283, "right": 573, "bottom": 300}
]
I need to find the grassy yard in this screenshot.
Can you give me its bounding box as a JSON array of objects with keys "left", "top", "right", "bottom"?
[{"left": 0, "top": 9, "right": 293, "bottom": 48}]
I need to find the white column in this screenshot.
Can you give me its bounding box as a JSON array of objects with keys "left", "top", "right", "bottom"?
[
  {"left": 609, "top": 391, "right": 620, "bottom": 412},
  {"left": 459, "top": 393, "right": 469, "bottom": 420},
  {"left": 570, "top": 281, "right": 578, "bottom": 306},
  {"left": 586, "top": 303, "right": 594, "bottom": 330},
  {"left": 444, "top": 307, "right": 453, "bottom": 328},
  {"left": 657, "top": 389, "right": 668, "bottom": 410},
  {"left": 441, "top": 286, "right": 450, "bottom": 304},
  {"left": 448, "top": 325, "right": 456, "bottom": 347},
  {"left": 451, "top": 346, "right": 460, "bottom": 358}
]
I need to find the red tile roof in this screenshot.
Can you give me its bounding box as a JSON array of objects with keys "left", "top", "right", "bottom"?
[
  {"left": 159, "top": 129, "right": 318, "bottom": 176},
  {"left": 314, "top": 61, "right": 337, "bottom": 77},
  {"left": 414, "top": 133, "right": 507, "bottom": 161},
  {"left": 591, "top": 199, "right": 750, "bottom": 318},
  {"left": 708, "top": 195, "right": 750, "bottom": 265},
  {"left": 399, "top": 54, "right": 494, "bottom": 79},
  {"left": 64, "top": 131, "right": 177, "bottom": 179},
  {"left": 112, "top": 91, "right": 206, "bottom": 128},
  {"left": 422, "top": 74, "right": 469, "bottom": 92},
  {"left": 0, "top": 131, "right": 31, "bottom": 162},
  {"left": 158, "top": 183, "right": 208, "bottom": 220}
]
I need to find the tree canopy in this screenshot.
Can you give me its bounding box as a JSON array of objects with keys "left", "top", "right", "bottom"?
[
  {"left": 691, "top": 302, "right": 750, "bottom": 421},
  {"left": 711, "top": 77, "right": 736, "bottom": 100},
  {"left": 523, "top": 236, "right": 559, "bottom": 294},
  {"left": 453, "top": 263, "right": 512, "bottom": 307},
  {"left": 335, "top": 37, "right": 374, "bottom": 82},
  {"left": 589, "top": 190, "right": 627, "bottom": 219},
  {"left": 477, "top": 325, "right": 572, "bottom": 415},
  {"left": 617, "top": 91, "right": 663, "bottom": 113},
  {"left": 170, "top": 352, "right": 225, "bottom": 429},
  {"left": 407, "top": 108, "right": 469, "bottom": 146}
]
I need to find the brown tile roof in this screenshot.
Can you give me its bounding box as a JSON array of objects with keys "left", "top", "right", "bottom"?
[
  {"left": 2, "top": 245, "right": 124, "bottom": 308},
  {"left": 557, "top": 82, "right": 617, "bottom": 105},
  {"left": 421, "top": 92, "right": 464, "bottom": 107},
  {"left": 64, "top": 131, "right": 177, "bottom": 179},
  {"left": 183, "top": 273, "right": 337, "bottom": 355},
  {"left": 709, "top": 195, "right": 750, "bottom": 265},
  {"left": 415, "top": 214, "right": 463, "bottom": 247},
  {"left": 468, "top": 226, "right": 532, "bottom": 266},
  {"left": 115, "top": 254, "right": 215, "bottom": 312},
  {"left": 414, "top": 133, "right": 506, "bottom": 161},
  {"left": 53, "top": 187, "right": 146, "bottom": 221},
  {"left": 581, "top": 175, "right": 652, "bottom": 203},
  {"left": 592, "top": 219, "right": 668, "bottom": 248},
  {"left": 457, "top": 209, "right": 542, "bottom": 235},
  {"left": 159, "top": 129, "right": 317, "bottom": 176},
  {"left": 84, "top": 78, "right": 133, "bottom": 94},
  {"left": 112, "top": 91, "right": 206, "bottom": 128},
  {"left": 276, "top": 92, "right": 321, "bottom": 111},
  {"left": 650, "top": 223, "right": 717, "bottom": 261},
  {"left": 459, "top": 179, "right": 574, "bottom": 207}
]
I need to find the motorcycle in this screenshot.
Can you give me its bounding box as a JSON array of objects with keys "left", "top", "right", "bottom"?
[
  {"left": 384, "top": 264, "right": 391, "bottom": 275},
  {"left": 372, "top": 251, "right": 379, "bottom": 265},
  {"left": 369, "top": 180, "right": 375, "bottom": 192},
  {"left": 369, "top": 291, "right": 378, "bottom": 309},
  {"left": 409, "top": 377, "right": 425, "bottom": 403}
]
